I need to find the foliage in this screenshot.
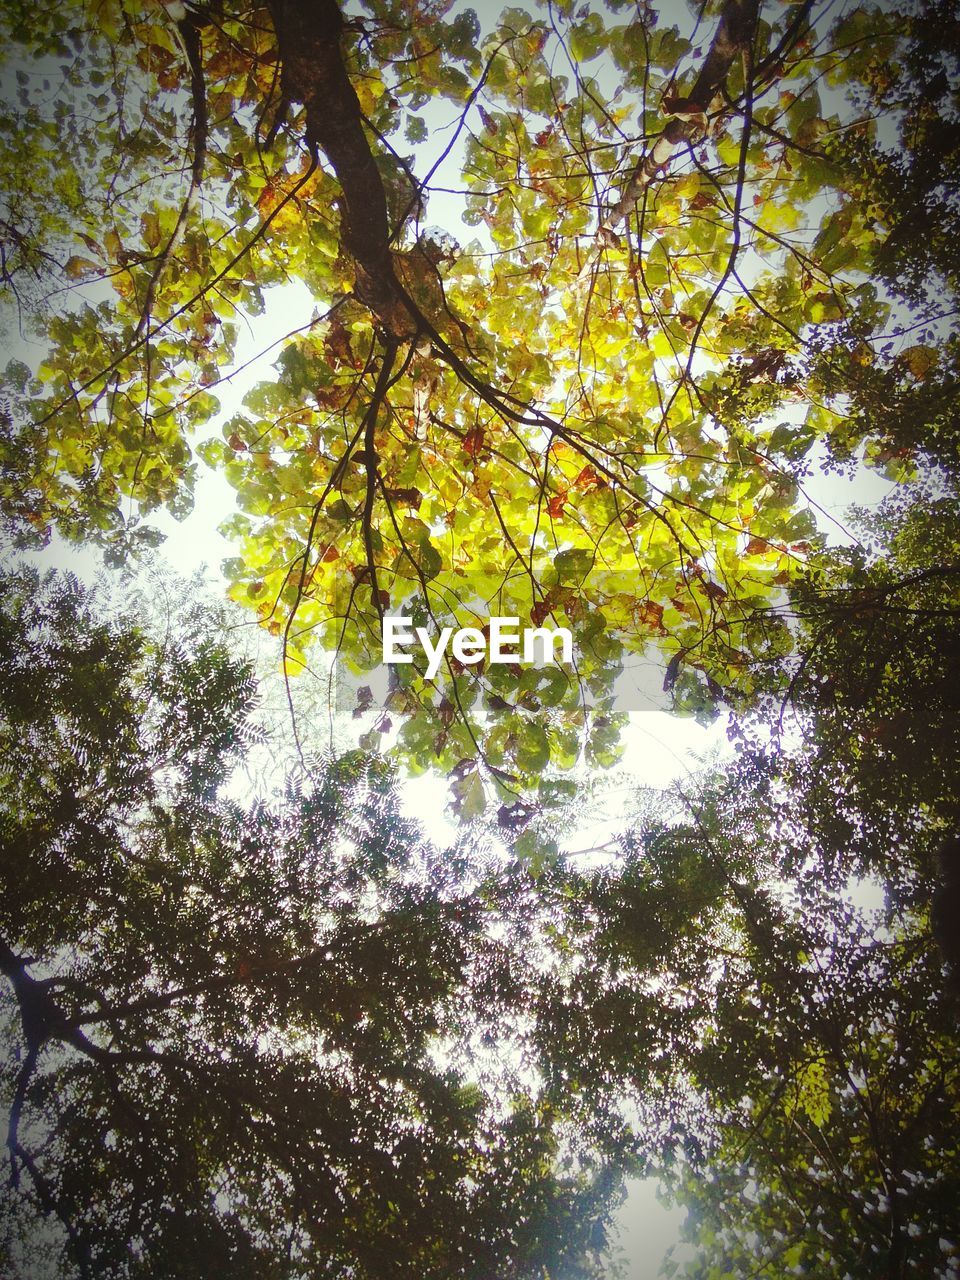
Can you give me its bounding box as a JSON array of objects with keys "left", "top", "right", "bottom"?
[
  {"left": 1, "top": 0, "right": 957, "bottom": 801},
  {"left": 798, "top": 0, "right": 960, "bottom": 478},
  {"left": 1, "top": 0, "right": 960, "bottom": 1272},
  {"left": 432, "top": 597, "right": 960, "bottom": 1276},
  {"left": 0, "top": 566, "right": 618, "bottom": 1280},
  {"left": 661, "top": 774, "right": 960, "bottom": 1279},
  {"left": 443, "top": 489, "right": 960, "bottom": 1274},
  {"left": 633, "top": 753, "right": 960, "bottom": 1279},
  {"left": 732, "top": 486, "right": 960, "bottom": 885},
  {"left": 7, "top": 535, "right": 955, "bottom": 1278},
  {"left": 619, "top": 493, "right": 960, "bottom": 1277}
]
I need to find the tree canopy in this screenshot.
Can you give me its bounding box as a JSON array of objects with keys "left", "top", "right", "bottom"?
[
  {"left": 1, "top": 0, "right": 960, "bottom": 1275},
  {"left": 3, "top": 527, "right": 959, "bottom": 1276},
  {"left": 0, "top": 566, "right": 622, "bottom": 1279},
  {"left": 2, "top": 0, "right": 957, "bottom": 802},
  {"left": 650, "top": 764, "right": 960, "bottom": 1279}
]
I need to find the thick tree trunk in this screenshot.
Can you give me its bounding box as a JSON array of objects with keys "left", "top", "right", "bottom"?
[{"left": 266, "top": 0, "right": 415, "bottom": 336}]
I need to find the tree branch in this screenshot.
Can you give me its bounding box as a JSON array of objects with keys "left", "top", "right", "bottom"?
[
  {"left": 361, "top": 340, "right": 400, "bottom": 621},
  {"left": 605, "top": 0, "right": 761, "bottom": 227},
  {"left": 132, "top": 11, "right": 209, "bottom": 344},
  {"left": 266, "top": 0, "right": 414, "bottom": 336}
]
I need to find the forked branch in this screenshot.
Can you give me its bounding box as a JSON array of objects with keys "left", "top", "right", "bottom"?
[{"left": 605, "top": 0, "right": 761, "bottom": 227}]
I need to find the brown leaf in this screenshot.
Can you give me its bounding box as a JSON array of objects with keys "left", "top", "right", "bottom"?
[
  {"left": 324, "top": 318, "right": 357, "bottom": 369},
  {"left": 661, "top": 94, "right": 708, "bottom": 128},
  {"left": 636, "top": 600, "right": 664, "bottom": 629},
  {"left": 257, "top": 182, "right": 279, "bottom": 215},
  {"left": 384, "top": 487, "right": 422, "bottom": 510},
  {"left": 463, "top": 426, "right": 485, "bottom": 457},
  {"left": 315, "top": 385, "right": 349, "bottom": 410},
  {"left": 531, "top": 599, "right": 553, "bottom": 627},
  {"left": 900, "top": 344, "right": 937, "bottom": 380},
  {"left": 574, "top": 464, "right": 603, "bottom": 491}
]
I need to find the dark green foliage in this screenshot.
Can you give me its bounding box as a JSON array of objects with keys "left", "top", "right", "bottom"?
[
  {"left": 642, "top": 760, "right": 960, "bottom": 1279},
  {"left": 633, "top": 494, "right": 960, "bottom": 1277},
  {"left": 0, "top": 567, "right": 616, "bottom": 1280},
  {"left": 735, "top": 490, "right": 960, "bottom": 883}
]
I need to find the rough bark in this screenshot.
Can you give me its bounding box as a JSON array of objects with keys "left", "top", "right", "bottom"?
[{"left": 266, "top": 0, "right": 415, "bottom": 336}]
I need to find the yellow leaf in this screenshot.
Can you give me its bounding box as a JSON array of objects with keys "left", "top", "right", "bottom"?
[
  {"left": 141, "top": 211, "right": 162, "bottom": 249},
  {"left": 674, "top": 171, "right": 700, "bottom": 200},
  {"left": 65, "top": 255, "right": 100, "bottom": 279},
  {"left": 901, "top": 344, "right": 937, "bottom": 379},
  {"left": 282, "top": 644, "right": 307, "bottom": 676}
]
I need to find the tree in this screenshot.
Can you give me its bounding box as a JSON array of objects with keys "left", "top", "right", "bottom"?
[
  {"left": 627, "top": 757, "right": 960, "bottom": 1280},
  {"left": 0, "top": 565, "right": 619, "bottom": 1279},
  {"left": 2, "top": 0, "right": 953, "bottom": 802},
  {"left": 730, "top": 486, "right": 960, "bottom": 886},
  {"left": 442, "top": 486, "right": 960, "bottom": 1276},
  {"left": 790, "top": 0, "right": 960, "bottom": 479},
  {"left": 440, "top": 714, "right": 960, "bottom": 1278},
  {"left": 2, "top": 2, "right": 958, "bottom": 1269},
  {"left": 603, "top": 492, "right": 960, "bottom": 1277}
]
